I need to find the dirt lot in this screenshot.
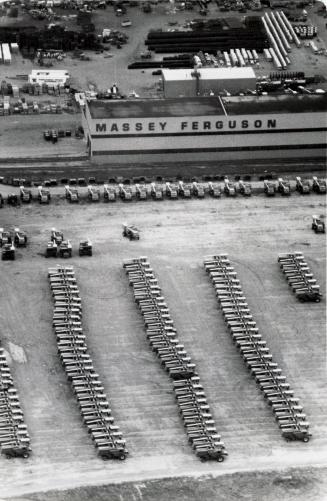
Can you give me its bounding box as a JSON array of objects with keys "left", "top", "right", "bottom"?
[{"left": 0, "top": 193, "right": 326, "bottom": 499}]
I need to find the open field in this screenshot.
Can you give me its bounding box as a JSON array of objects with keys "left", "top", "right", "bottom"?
[{"left": 0, "top": 194, "right": 326, "bottom": 499}]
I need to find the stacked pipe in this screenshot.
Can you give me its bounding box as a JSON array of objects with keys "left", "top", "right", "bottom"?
[
  {"left": 123, "top": 257, "right": 227, "bottom": 462},
  {"left": 262, "top": 16, "right": 287, "bottom": 69},
  {"left": 48, "top": 265, "right": 128, "bottom": 461},
  {"left": 275, "top": 11, "right": 293, "bottom": 44},
  {"left": 0, "top": 346, "right": 31, "bottom": 459},
  {"left": 278, "top": 253, "right": 322, "bottom": 303},
  {"left": 269, "top": 11, "right": 291, "bottom": 53},
  {"left": 279, "top": 11, "right": 301, "bottom": 47},
  {"left": 204, "top": 254, "right": 311, "bottom": 443}
]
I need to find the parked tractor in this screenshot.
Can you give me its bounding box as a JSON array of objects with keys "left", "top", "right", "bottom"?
[
  {"left": 119, "top": 184, "right": 133, "bottom": 201},
  {"left": 178, "top": 181, "right": 192, "bottom": 198},
  {"left": 14, "top": 228, "right": 27, "bottom": 247},
  {"left": 7, "top": 193, "right": 19, "bottom": 206},
  {"left": 312, "top": 215, "right": 325, "bottom": 234},
  {"left": 165, "top": 182, "right": 178, "bottom": 199},
  {"left": 2, "top": 243, "right": 15, "bottom": 260},
  {"left": 65, "top": 185, "right": 79, "bottom": 203},
  {"left": 51, "top": 228, "right": 64, "bottom": 245},
  {"left": 224, "top": 178, "right": 236, "bottom": 197},
  {"left": 312, "top": 177, "right": 326, "bottom": 194},
  {"left": 103, "top": 184, "right": 117, "bottom": 202},
  {"left": 0, "top": 228, "right": 12, "bottom": 246},
  {"left": 88, "top": 185, "right": 100, "bottom": 202},
  {"left": 46, "top": 241, "right": 58, "bottom": 257},
  {"left": 150, "top": 182, "right": 163, "bottom": 200},
  {"left": 192, "top": 181, "right": 205, "bottom": 198},
  {"left": 38, "top": 186, "right": 51, "bottom": 204},
  {"left": 123, "top": 224, "right": 140, "bottom": 240},
  {"left": 239, "top": 180, "right": 252, "bottom": 196},
  {"left": 19, "top": 186, "right": 32, "bottom": 203},
  {"left": 296, "top": 177, "right": 310, "bottom": 194},
  {"left": 135, "top": 184, "right": 148, "bottom": 200},
  {"left": 59, "top": 240, "right": 72, "bottom": 258},
  {"left": 79, "top": 240, "right": 93, "bottom": 256},
  {"left": 263, "top": 180, "right": 276, "bottom": 196},
  {"left": 208, "top": 182, "right": 221, "bottom": 198}
]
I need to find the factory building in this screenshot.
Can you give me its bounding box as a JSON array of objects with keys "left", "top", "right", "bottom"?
[
  {"left": 161, "top": 67, "right": 257, "bottom": 98},
  {"left": 82, "top": 94, "right": 327, "bottom": 165}
]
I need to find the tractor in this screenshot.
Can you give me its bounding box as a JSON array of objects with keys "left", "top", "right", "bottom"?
[
  {"left": 277, "top": 178, "right": 291, "bottom": 196},
  {"left": 296, "top": 177, "right": 310, "bottom": 194},
  {"left": 103, "top": 184, "right": 117, "bottom": 201},
  {"left": 14, "top": 228, "right": 27, "bottom": 247},
  {"left": 65, "top": 185, "right": 79, "bottom": 203},
  {"left": 46, "top": 241, "right": 58, "bottom": 257},
  {"left": 59, "top": 240, "right": 72, "bottom": 258},
  {"left": 123, "top": 224, "right": 140, "bottom": 240},
  {"left": 0, "top": 228, "right": 12, "bottom": 247},
  {"left": 79, "top": 240, "right": 93, "bottom": 256},
  {"left": 38, "top": 186, "right": 51, "bottom": 204},
  {"left": 2, "top": 243, "right": 15, "bottom": 260},
  {"left": 239, "top": 180, "right": 252, "bottom": 196},
  {"left": 19, "top": 186, "right": 32, "bottom": 203},
  {"left": 51, "top": 228, "right": 64, "bottom": 245},
  {"left": 224, "top": 178, "right": 236, "bottom": 196},
  {"left": 312, "top": 215, "right": 325, "bottom": 234},
  {"left": 119, "top": 184, "right": 133, "bottom": 201},
  {"left": 208, "top": 182, "right": 221, "bottom": 198},
  {"left": 135, "top": 184, "right": 148, "bottom": 200},
  {"left": 150, "top": 182, "right": 163, "bottom": 200},
  {"left": 192, "top": 181, "right": 205, "bottom": 198},
  {"left": 263, "top": 180, "right": 276, "bottom": 196},
  {"left": 312, "top": 177, "right": 326, "bottom": 194}
]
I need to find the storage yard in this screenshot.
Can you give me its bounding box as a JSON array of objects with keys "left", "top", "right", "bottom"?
[{"left": 0, "top": 190, "right": 326, "bottom": 499}]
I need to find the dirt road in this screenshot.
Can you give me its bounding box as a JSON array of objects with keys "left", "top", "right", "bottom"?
[{"left": 0, "top": 194, "right": 326, "bottom": 499}]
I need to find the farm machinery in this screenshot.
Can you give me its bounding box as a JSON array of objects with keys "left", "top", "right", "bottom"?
[
  {"left": 277, "top": 178, "right": 291, "bottom": 196},
  {"left": 103, "top": 184, "right": 117, "bottom": 202},
  {"left": 312, "top": 177, "right": 326, "bottom": 194},
  {"left": 238, "top": 180, "right": 252, "bottom": 197},
  {"left": 65, "top": 185, "right": 79, "bottom": 203},
  {"left": 122, "top": 224, "right": 140, "bottom": 240},
  {"left": 224, "top": 178, "right": 236, "bottom": 197},
  {"left": 208, "top": 182, "right": 221, "bottom": 198},
  {"left": 311, "top": 215, "right": 325, "bottom": 234},
  {"left": 263, "top": 180, "right": 276, "bottom": 196},
  {"left": 88, "top": 186, "right": 100, "bottom": 202},
  {"left": 14, "top": 228, "right": 27, "bottom": 247},
  {"left": 79, "top": 240, "right": 93, "bottom": 256},
  {"left": 38, "top": 186, "right": 51, "bottom": 204},
  {"left": 19, "top": 186, "right": 32, "bottom": 203},
  {"left": 119, "top": 184, "right": 133, "bottom": 201},
  {"left": 150, "top": 182, "right": 164, "bottom": 200},
  {"left": 295, "top": 177, "right": 310, "bottom": 194}
]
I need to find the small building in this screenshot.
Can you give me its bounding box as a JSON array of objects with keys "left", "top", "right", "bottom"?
[
  {"left": 28, "top": 69, "right": 70, "bottom": 86},
  {"left": 1, "top": 44, "right": 11, "bottom": 65},
  {"left": 162, "top": 67, "right": 257, "bottom": 97}
]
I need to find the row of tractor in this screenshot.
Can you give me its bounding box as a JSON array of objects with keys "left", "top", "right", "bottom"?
[
  {"left": 46, "top": 228, "right": 92, "bottom": 258},
  {"left": 204, "top": 254, "right": 311, "bottom": 443},
  {"left": 0, "top": 177, "right": 325, "bottom": 207},
  {"left": 278, "top": 253, "right": 323, "bottom": 303},
  {"left": 1, "top": 228, "right": 27, "bottom": 261},
  {"left": 0, "top": 346, "right": 31, "bottom": 459},
  {"left": 48, "top": 266, "right": 127, "bottom": 461},
  {"left": 123, "top": 257, "right": 227, "bottom": 462}
]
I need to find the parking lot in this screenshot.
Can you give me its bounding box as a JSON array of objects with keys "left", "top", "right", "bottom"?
[{"left": 0, "top": 193, "right": 326, "bottom": 498}]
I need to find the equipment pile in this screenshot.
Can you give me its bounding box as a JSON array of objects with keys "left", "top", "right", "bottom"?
[
  {"left": 123, "top": 257, "right": 227, "bottom": 462},
  {"left": 204, "top": 254, "right": 311, "bottom": 442},
  {"left": 48, "top": 265, "right": 127, "bottom": 460}
]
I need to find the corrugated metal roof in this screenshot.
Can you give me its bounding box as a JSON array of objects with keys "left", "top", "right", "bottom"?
[{"left": 162, "top": 67, "right": 256, "bottom": 81}]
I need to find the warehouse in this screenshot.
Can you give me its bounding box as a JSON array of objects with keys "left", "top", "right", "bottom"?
[
  {"left": 82, "top": 94, "right": 327, "bottom": 164},
  {"left": 162, "top": 67, "right": 257, "bottom": 97}
]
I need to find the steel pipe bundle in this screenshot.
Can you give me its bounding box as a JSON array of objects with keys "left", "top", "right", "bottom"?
[
  {"left": 48, "top": 265, "right": 128, "bottom": 461},
  {"left": 204, "top": 254, "right": 311, "bottom": 443},
  {"left": 123, "top": 257, "right": 227, "bottom": 462},
  {"left": 0, "top": 347, "right": 31, "bottom": 458},
  {"left": 279, "top": 11, "right": 301, "bottom": 47},
  {"left": 278, "top": 253, "right": 322, "bottom": 302}
]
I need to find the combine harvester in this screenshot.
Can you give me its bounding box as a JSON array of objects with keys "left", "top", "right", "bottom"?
[
  {"left": 13, "top": 228, "right": 27, "bottom": 247},
  {"left": 295, "top": 177, "right": 311, "bottom": 194},
  {"left": 19, "top": 186, "right": 32, "bottom": 203},
  {"left": 65, "top": 185, "right": 79, "bottom": 203},
  {"left": 264, "top": 179, "right": 276, "bottom": 196},
  {"left": 312, "top": 177, "right": 326, "bottom": 194},
  {"left": 238, "top": 180, "right": 252, "bottom": 197},
  {"left": 88, "top": 185, "right": 100, "bottom": 202},
  {"left": 103, "top": 184, "right": 117, "bottom": 202},
  {"left": 165, "top": 182, "right": 178, "bottom": 199},
  {"left": 38, "top": 186, "right": 51, "bottom": 204},
  {"left": 150, "top": 182, "right": 164, "bottom": 200},
  {"left": 119, "top": 184, "right": 133, "bottom": 201},
  {"left": 311, "top": 215, "right": 325, "bottom": 234},
  {"left": 135, "top": 184, "right": 148, "bottom": 200}
]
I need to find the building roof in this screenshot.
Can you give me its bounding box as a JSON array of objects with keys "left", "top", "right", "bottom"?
[
  {"left": 88, "top": 97, "right": 225, "bottom": 119},
  {"left": 87, "top": 94, "right": 327, "bottom": 120},
  {"left": 162, "top": 67, "right": 256, "bottom": 81},
  {"left": 30, "top": 69, "right": 69, "bottom": 77}
]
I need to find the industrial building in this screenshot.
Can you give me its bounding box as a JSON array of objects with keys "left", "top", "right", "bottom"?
[
  {"left": 82, "top": 94, "right": 327, "bottom": 164},
  {"left": 161, "top": 67, "right": 257, "bottom": 97},
  {"left": 28, "top": 69, "right": 70, "bottom": 86}
]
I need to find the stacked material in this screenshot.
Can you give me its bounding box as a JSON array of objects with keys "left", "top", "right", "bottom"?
[
  {"left": 204, "top": 254, "right": 311, "bottom": 443},
  {"left": 278, "top": 253, "right": 322, "bottom": 302},
  {"left": 123, "top": 257, "right": 227, "bottom": 462},
  {"left": 48, "top": 265, "right": 127, "bottom": 460},
  {"left": 0, "top": 347, "right": 31, "bottom": 458}
]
